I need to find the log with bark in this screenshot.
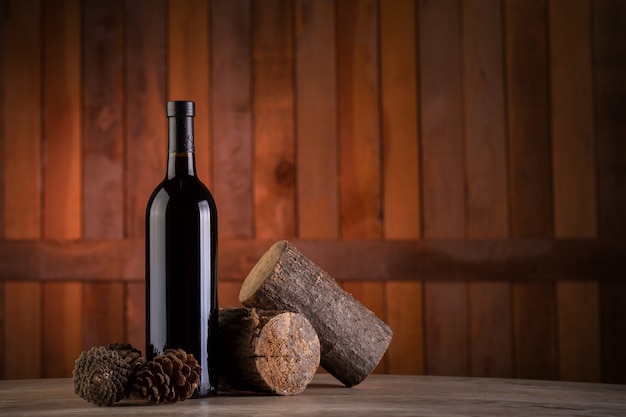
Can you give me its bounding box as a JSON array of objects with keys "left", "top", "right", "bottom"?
[
  {"left": 239, "top": 240, "right": 393, "bottom": 387},
  {"left": 219, "top": 307, "right": 320, "bottom": 395}
]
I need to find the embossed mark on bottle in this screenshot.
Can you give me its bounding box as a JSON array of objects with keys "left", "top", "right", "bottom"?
[{"left": 184, "top": 135, "right": 194, "bottom": 152}]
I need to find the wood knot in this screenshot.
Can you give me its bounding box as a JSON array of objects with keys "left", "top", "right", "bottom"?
[{"left": 275, "top": 160, "right": 296, "bottom": 187}]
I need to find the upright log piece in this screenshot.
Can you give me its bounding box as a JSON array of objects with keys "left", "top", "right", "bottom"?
[
  {"left": 239, "top": 240, "right": 393, "bottom": 387},
  {"left": 219, "top": 308, "right": 320, "bottom": 395}
]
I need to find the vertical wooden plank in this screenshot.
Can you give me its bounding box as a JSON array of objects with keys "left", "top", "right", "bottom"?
[
  {"left": 253, "top": 0, "right": 296, "bottom": 239},
  {"left": 167, "top": 0, "right": 211, "bottom": 184},
  {"left": 550, "top": 0, "right": 596, "bottom": 239},
  {"left": 43, "top": 0, "right": 82, "bottom": 240},
  {"left": 295, "top": 0, "right": 339, "bottom": 239},
  {"left": 592, "top": 1, "right": 626, "bottom": 382},
  {"left": 1, "top": 0, "right": 41, "bottom": 239},
  {"left": 3, "top": 282, "right": 41, "bottom": 379},
  {"left": 42, "top": 282, "right": 82, "bottom": 378},
  {"left": 0, "top": 1, "right": 5, "bottom": 240},
  {"left": 592, "top": 0, "right": 626, "bottom": 238},
  {"left": 504, "top": 0, "right": 553, "bottom": 238},
  {"left": 380, "top": 0, "right": 420, "bottom": 240},
  {"left": 424, "top": 282, "right": 469, "bottom": 376},
  {"left": 419, "top": 0, "right": 464, "bottom": 239},
  {"left": 506, "top": 0, "right": 558, "bottom": 383},
  {"left": 462, "top": 0, "right": 512, "bottom": 379},
  {"left": 386, "top": 281, "right": 424, "bottom": 374},
  {"left": 469, "top": 282, "right": 512, "bottom": 377},
  {"left": 342, "top": 281, "right": 386, "bottom": 373},
  {"left": 600, "top": 282, "right": 626, "bottom": 384},
  {"left": 0, "top": 282, "right": 3, "bottom": 378},
  {"left": 82, "top": 283, "right": 125, "bottom": 349},
  {"left": 513, "top": 282, "right": 558, "bottom": 380},
  {"left": 337, "top": 0, "right": 381, "bottom": 239},
  {"left": 125, "top": 0, "right": 167, "bottom": 239},
  {"left": 462, "top": 0, "right": 508, "bottom": 239},
  {"left": 419, "top": 0, "right": 468, "bottom": 378},
  {"left": 125, "top": 282, "right": 145, "bottom": 354},
  {"left": 550, "top": 0, "right": 600, "bottom": 383},
  {"left": 379, "top": 0, "right": 422, "bottom": 376},
  {"left": 82, "top": 0, "right": 125, "bottom": 239},
  {"left": 211, "top": 0, "right": 254, "bottom": 238},
  {"left": 556, "top": 281, "right": 600, "bottom": 382}
]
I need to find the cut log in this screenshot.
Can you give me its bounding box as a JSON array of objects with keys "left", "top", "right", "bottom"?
[
  {"left": 239, "top": 240, "right": 393, "bottom": 387},
  {"left": 218, "top": 308, "right": 320, "bottom": 395}
]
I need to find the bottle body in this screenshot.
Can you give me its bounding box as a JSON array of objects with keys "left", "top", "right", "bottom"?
[{"left": 145, "top": 101, "right": 218, "bottom": 397}]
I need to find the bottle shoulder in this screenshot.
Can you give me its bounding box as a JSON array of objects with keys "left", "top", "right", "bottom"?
[{"left": 147, "top": 176, "right": 216, "bottom": 209}]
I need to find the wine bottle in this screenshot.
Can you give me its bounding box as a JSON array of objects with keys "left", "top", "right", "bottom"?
[{"left": 145, "top": 100, "right": 218, "bottom": 397}]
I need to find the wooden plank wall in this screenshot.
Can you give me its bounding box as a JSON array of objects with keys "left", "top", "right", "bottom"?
[{"left": 0, "top": 0, "right": 625, "bottom": 383}]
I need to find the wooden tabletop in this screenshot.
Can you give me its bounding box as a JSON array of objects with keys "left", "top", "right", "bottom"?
[{"left": 0, "top": 374, "right": 625, "bottom": 416}]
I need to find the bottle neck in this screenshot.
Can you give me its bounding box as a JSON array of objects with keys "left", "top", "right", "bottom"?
[{"left": 166, "top": 116, "right": 196, "bottom": 178}]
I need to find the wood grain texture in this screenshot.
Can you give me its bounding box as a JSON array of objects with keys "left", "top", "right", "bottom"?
[
  {"left": 3, "top": 282, "right": 41, "bottom": 379},
  {"left": 82, "top": 283, "right": 125, "bottom": 350},
  {"left": 424, "top": 282, "right": 469, "bottom": 376},
  {"left": 513, "top": 282, "right": 557, "bottom": 380},
  {"left": 380, "top": 0, "right": 420, "bottom": 240},
  {"left": 0, "top": 239, "right": 624, "bottom": 283},
  {"left": 167, "top": 0, "right": 211, "bottom": 185},
  {"left": 419, "top": 0, "right": 465, "bottom": 239},
  {"left": 550, "top": 0, "right": 601, "bottom": 384},
  {"left": 1, "top": 0, "right": 41, "bottom": 239},
  {"left": 469, "top": 282, "right": 512, "bottom": 377},
  {"left": 253, "top": 0, "right": 296, "bottom": 239},
  {"left": 42, "top": 0, "right": 82, "bottom": 240},
  {"left": 219, "top": 281, "right": 243, "bottom": 309},
  {"left": 342, "top": 281, "right": 387, "bottom": 373},
  {"left": 295, "top": 0, "right": 339, "bottom": 239},
  {"left": 2, "top": 375, "right": 626, "bottom": 416},
  {"left": 337, "top": 0, "right": 382, "bottom": 239},
  {"left": 0, "top": 0, "right": 624, "bottom": 385},
  {"left": 385, "top": 281, "right": 424, "bottom": 374},
  {"left": 600, "top": 282, "right": 626, "bottom": 384},
  {"left": 462, "top": 0, "right": 508, "bottom": 239},
  {"left": 125, "top": 282, "right": 145, "bottom": 355},
  {"left": 0, "top": 3, "right": 4, "bottom": 239},
  {"left": 43, "top": 282, "right": 82, "bottom": 378},
  {"left": 592, "top": 0, "right": 626, "bottom": 238},
  {"left": 82, "top": 0, "right": 125, "bottom": 239},
  {"left": 211, "top": 0, "right": 253, "bottom": 238},
  {"left": 556, "top": 281, "right": 600, "bottom": 382},
  {"left": 504, "top": 0, "right": 553, "bottom": 238},
  {"left": 124, "top": 0, "right": 167, "bottom": 239},
  {"left": 549, "top": 0, "right": 596, "bottom": 238}
]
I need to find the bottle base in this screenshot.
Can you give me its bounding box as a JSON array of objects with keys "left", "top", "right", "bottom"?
[{"left": 192, "top": 387, "right": 217, "bottom": 398}]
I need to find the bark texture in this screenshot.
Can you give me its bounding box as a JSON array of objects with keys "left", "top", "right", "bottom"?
[
  {"left": 219, "top": 307, "right": 320, "bottom": 395},
  {"left": 239, "top": 240, "right": 393, "bottom": 387}
]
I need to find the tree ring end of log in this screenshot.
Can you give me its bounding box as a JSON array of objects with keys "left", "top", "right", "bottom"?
[
  {"left": 239, "top": 240, "right": 288, "bottom": 303},
  {"left": 255, "top": 311, "right": 320, "bottom": 395}
]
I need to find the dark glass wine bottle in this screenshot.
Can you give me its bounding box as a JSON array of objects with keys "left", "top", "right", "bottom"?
[{"left": 145, "top": 100, "right": 218, "bottom": 397}]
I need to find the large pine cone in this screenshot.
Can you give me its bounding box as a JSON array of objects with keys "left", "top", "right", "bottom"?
[
  {"left": 130, "top": 349, "right": 201, "bottom": 403},
  {"left": 73, "top": 346, "right": 131, "bottom": 406}
]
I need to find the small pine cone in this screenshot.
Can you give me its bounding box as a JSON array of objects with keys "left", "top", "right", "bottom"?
[
  {"left": 130, "top": 349, "right": 201, "bottom": 403},
  {"left": 108, "top": 343, "right": 146, "bottom": 373},
  {"left": 73, "top": 346, "right": 131, "bottom": 406},
  {"left": 107, "top": 343, "right": 147, "bottom": 397}
]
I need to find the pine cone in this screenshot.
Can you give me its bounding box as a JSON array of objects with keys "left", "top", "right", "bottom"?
[
  {"left": 72, "top": 346, "right": 131, "bottom": 406},
  {"left": 130, "top": 349, "right": 201, "bottom": 403},
  {"left": 107, "top": 343, "right": 147, "bottom": 396},
  {"left": 108, "top": 343, "right": 146, "bottom": 372}
]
